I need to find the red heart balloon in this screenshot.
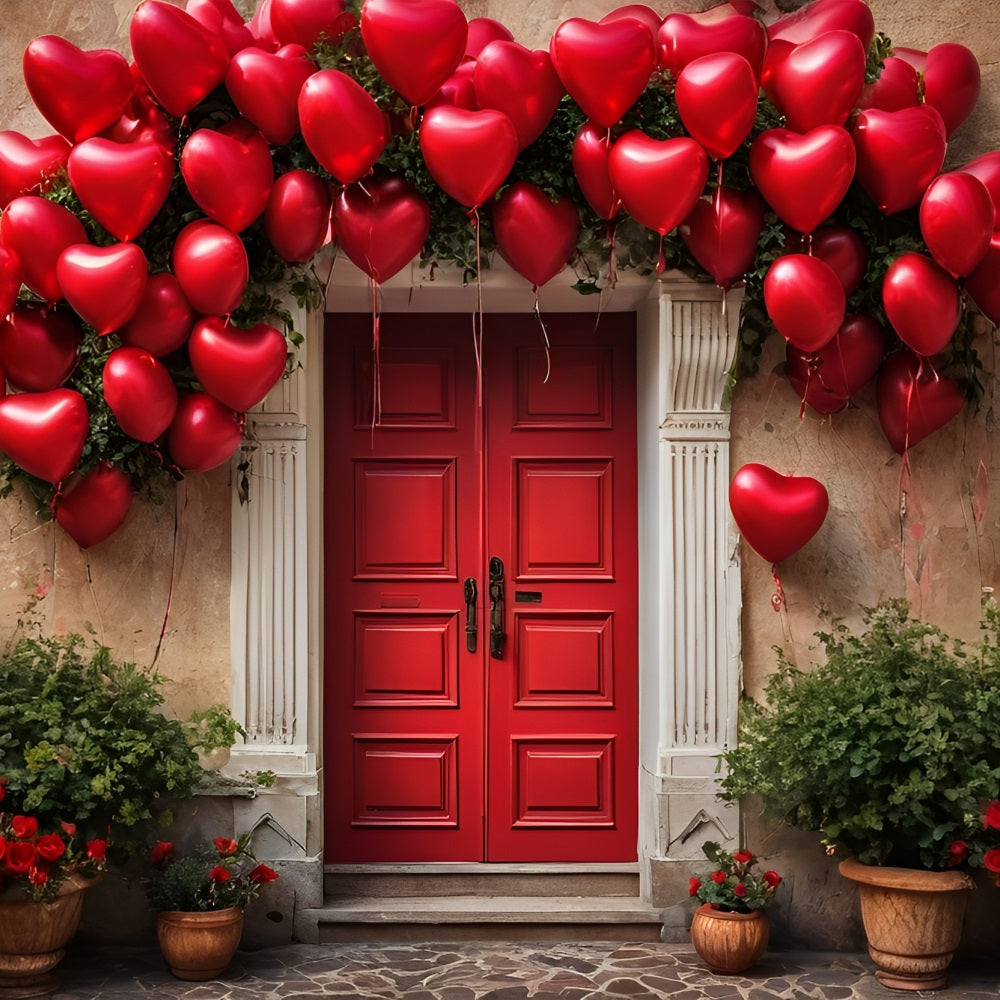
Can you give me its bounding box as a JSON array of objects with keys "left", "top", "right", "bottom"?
[
  {"left": 298, "top": 69, "right": 389, "bottom": 184},
  {"left": 923, "top": 42, "right": 980, "bottom": 138},
  {"left": 419, "top": 106, "right": 518, "bottom": 209},
  {"left": 658, "top": 8, "right": 766, "bottom": 79},
  {"left": 119, "top": 274, "right": 195, "bottom": 357},
  {"left": 493, "top": 182, "right": 580, "bottom": 287},
  {"left": 474, "top": 42, "right": 564, "bottom": 151},
  {"left": 749, "top": 126, "right": 856, "bottom": 235},
  {"left": 966, "top": 234, "right": 1000, "bottom": 324},
  {"left": 265, "top": 169, "right": 332, "bottom": 264},
  {"left": 768, "top": 0, "right": 875, "bottom": 50},
  {"left": 764, "top": 254, "right": 845, "bottom": 353},
  {"left": 56, "top": 243, "right": 148, "bottom": 336},
  {"left": 601, "top": 5, "right": 662, "bottom": 39},
  {"left": 675, "top": 52, "right": 757, "bottom": 161},
  {"left": 22, "top": 35, "right": 134, "bottom": 144},
  {"left": 225, "top": 44, "right": 316, "bottom": 146},
  {"left": 167, "top": 392, "right": 244, "bottom": 472},
  {"left": 181, "top": 119, "right": 273, "bottom": 233},
  {"left": 0, "top": 131, "right": 71, "bottom": 208},
  {"left": 361, "top": 0, "right": 468, "bottom": 108},
  {"left": 130, "top": 0, "right": 231, "bottom": 118},
  {"left": 54, "top": 462, "right": 133, "bottom": 549},
  {"left": 806, "top": 225, "right": 869, "bottom": 295},
  {"left": 465, "top": 17, "right": 515, "bottom": 59},
  {"left": 881, "top": 252, "right": 960, "bottom": 357},
  {"left": 102, "top": 346, "right": 178, "bottom": 442},
  {"left": 853, "top": 106, "right": 947, "bottom": 215},
  {"left": 549, "top": 18, "right": 656, "bottom": 129},
  {"left": 958, "top": 151, "right": 1000, "bottom": 230},
  {"left": 607, "top": 131, "right": 709, "bottom": 236},
  {"left": 876, "top": 350, "right": 965, "bottom": 454},
  {"left": 67, "top": 138, "right": 174, "bottom": 243},
  {"left": 769, "top": 30, "right": 866, "bottom": 134},
  {"left": 729, "top": 462, "right": 829, "bottom": 565},
  {"left": 786, "top": 313, "right": 887, "bottom": 414},
  {"left": 427, "top": 67, "right": 479, "bottom": 112},
  {"left": 187, "top": 0, "right": 256, "bottom": 55},
  {"left": 859, "top": 56, "right": 920, "bottom": 112},
  {"left": 249, "top": 0, "right": 281, "bottom": 51},
  {"left": 171, "top": 220, "right": 249, "bottom": 316},
  {"left": 0, "top": 196, "right": 87, "bottom": 304},
  {"left": 0, "top": 247, "right": 22, "bottom": 322},
  {"left": 101, "top": 90, "right": 177, "bottom": 153},
  {"left": 189, "top": 318, "right": 287, "bottom": 412},
  {"left": 681, "top": 187, "right": 765, "bottom": 290},
  {"left": 0, "top": 307, "right": 80, "bottom": 393},
  {"left": 919, "top": 172, "right": 993, "bottom": 277},
  {"left": 572, "top": 122, "right": 620, "bottom": 221},
  {"left": 333, "top": 176, "right": 431, "bottom": 283},
  {"left": 0, "top": 388, "right": 89, "bottom": 483},
  {"left": 271, "top": 0, "right": 355, "bottom": 49}
]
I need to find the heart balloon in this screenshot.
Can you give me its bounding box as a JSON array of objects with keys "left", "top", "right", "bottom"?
[
  {"left": 102, "top": 90, "right": 177, "bottom": 152},
  {"left": 54, "top": 462, "right": 133, "bottom": 548},
  {"left": 250, "top": 0, "right": 281, "bottom": 50},
  {"left": 681, "top": 187, "right": 765, "bottom": 290},
  {"left": 0, "top": 247, "right": 21, "bottom": 322},
  {"left": 130, "top": 0, "right": 231, "bottom": 118},
  {"left": 763, "top": 254, "right": 846, "bottom": 353},
  {"left": 876, "top": 349, "right": 965, "bottom": 454},
  {"left": 853, "top": 106, "right": 947, "bottom": 215},
  {"left": 966, "top": 234, "right": 1000, "bottom": 324},
  {"left": 786, "top": 313, "right": 887, "bottom": 414},
  {"left": 265, "top": 169, "right": 332, "bottom": 263},
  {"left": 186, "top": 0, "right": 256, "bottom": 55},
  {"left": 493, "top": 182, "right": 580, "bottom": 287},
  {"left": 958, "top": 151, "right": 1000, "bottom": 229},
  {"left": 419, "top": 106, "right": 518, "bottom": 209},
  {"left": 171, "top": 220, "right": 249, "bottom": 316},
  {"left": 0, "top": 307, "right": 81, "bottom": 392},
  {"left": 22, "top": 35, "right": 134, "bottom": 143},
  {"left": 189, "top": 318, "right": 288, "bottom": 412},
  {"left": 298, "top": 69, "right": 389, "bottom": 184},
  {"left": 881, "top": 252, "right": 960, "bottom": 357},
  {"left": 56, "top": 243, "right": 148, "bottom": 336},
  {"left": 549, "top": 17, "right": 656, "bottom": 129},
  {"left": 768, "top": 0, "right": 875, "bottom": 50},
  {"left": 0, "top": 388, "right": 89, "bottom": 483},
  {"left": 119, "top": 273, "right": 195, "bottom": 357},
  {"left": 226, "top": 44, "right": 316, "bottom": 145},
  {"left": 67, "top": 138, "right": 174, "bottom": 243},
  {"left": 859, "top": 56, "right": 920, "bottom": 112},
  {"left": 271, "top": 0, "right": 355, "bottom": 48},
  {"left": 0, "top": 196, "right": 87, "bottom": 303},
  {"left": 167, "top": 392, "right": 244, "bottom": 472},
  {"left": 658, "top": 8, "right": 767, "bottom": 79},
  {"left": 807, "top": 225, "right": 869, "bottom": 295},
  {"left": 473, "top": 42, "right": 564, "bottom": 151},
  {"left": 102, "top": 346, "right": 178, "bottom": 441},
  {"left": 427, "top": 68, "right": 479, "bottom": 111},
  {"left": 675, "top": 52, "right": 757, "bottom": 161},
  {"left": 923, "top": 42, "right": 981, "bottom": 137},
  {"left": 360, "top": 0, "right": 468, "bottom": 107},
  {"left": 333, "top": 176, "right": 431, "bottom": 282},
  {"left": 601, "top": 5, "right": 663, "bottom": 39},
  {"left": 749, "top": 126, "right": 856, "bottom": 235},
  {"left": 465, "top": 17, "right": 515, "bottom": 59},
  {"left": 572, "top": 122, "right": 621, "bottom": 221},
  {"left": 608, "top": 131, "right": 709, "bottom": 236},
  {"left": 0, "top": 131, "right": 71, "bottom": 207},
  {"left": 768, "top": 30, "right": 866, "bottom": 134},
  {"left": 919, "top": 172, "right": 993, "bottom": 277},
  {"left": 729, "top": 462, "right": 829, "bottom": 565},
  {"left": 181, "top": 119, "right": 274, "bottom": 233}
]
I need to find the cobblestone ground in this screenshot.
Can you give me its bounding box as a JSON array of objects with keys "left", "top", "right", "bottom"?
[{"left": 43, "top": 942, "right": 1000, "bottom": 1000}]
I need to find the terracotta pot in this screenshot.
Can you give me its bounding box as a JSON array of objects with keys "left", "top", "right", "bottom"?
[
  {"left": 0, "top": 874, "right": 92, "bottom": 997},
  {"left": 689, "top": 902, "right": 770, "bottom": 974},
  {"left": 156, "top": 907, "right": 244, "bottom": 981},
  {"left": 839, "top": 857, "right": 973, "bottom": 991}
]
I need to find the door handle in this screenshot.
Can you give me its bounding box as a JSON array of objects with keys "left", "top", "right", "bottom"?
[
  {"left": 489, "top": 556, "right": 505, "bottom": 659},
  {"left": 464, "top": 577, "right": 477, "bottom": 653}
]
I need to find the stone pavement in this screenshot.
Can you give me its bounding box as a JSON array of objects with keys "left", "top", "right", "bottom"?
[{"left": 46, "top": 941, "right": 1000, "bottom": 1000}]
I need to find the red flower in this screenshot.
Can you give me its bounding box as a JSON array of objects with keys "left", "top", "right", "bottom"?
[
  {"left": 710, "top": 870, "right": 726, "bottom": 884},
  {"left": 984, "top": 848, "right": 1000, "bottom": 874},
  {"left": 733, "top": 882, "right": 747, "bottom": 898},
  {"left": 250, "top": 863, "right": 279, "bottom": 885},
  {"left": 6, "top": 841, "right": 36, "bottom": 874},
  {"left": 150, "top": 841, "right": 173, "bottom": 865},
  {"left": 27, "top": 866, "right": 48, "bottom": 886},
  {"left": 763, "top": 870, "right": 782, "bottom": 888},
  {"left": 86, "top": 839, "right": 108, "bottom": 862},
  {"left": 11, "top": 815, "right": 38, "bottom": 839},
  {"left": 60, "top": 821, "right": 77, "bottom": 837},
  {"left": 688, "top": 876, "right": 701, "bottom": 896},
  {"left": 35, "top": 834, "right": 66, "bottom": 862},
  {"left": 213, "top": 838, "right": 239, "bottom": 857},
  {"left": 984, "top": 800, "right": 1000, "bottom": 831},
  {"left": 946, "top": 840, "right": 969, "bottom": 868},
  {"left": 208, "top": 865, "right": 232, "bottom": 883},
  {"left": 732, "top": 850, "right": 754, "bottom": 864}
]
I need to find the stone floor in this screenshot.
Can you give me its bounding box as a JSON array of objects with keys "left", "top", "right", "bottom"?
[{"left": 41, "top": 942, "right": 1000, "bottom": 1000}]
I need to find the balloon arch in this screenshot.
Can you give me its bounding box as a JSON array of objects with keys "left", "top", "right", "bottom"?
[{"left": 0, "top": 0, "right": 994, "bottom": 556}]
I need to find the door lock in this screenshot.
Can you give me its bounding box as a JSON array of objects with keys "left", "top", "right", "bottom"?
[
  {"left": 489, "top": 556, "right": 505, "bottom": 659},
  {"left": 463, "top": 577, "right": 478, "bottom": 653}
]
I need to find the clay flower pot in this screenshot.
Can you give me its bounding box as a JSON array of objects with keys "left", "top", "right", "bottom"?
[
  {"left": 689, "top": 903, "right": 770, "bottom": 974},
  {"left": 156, "top": 907, "right": 244, "bottom": 981}
]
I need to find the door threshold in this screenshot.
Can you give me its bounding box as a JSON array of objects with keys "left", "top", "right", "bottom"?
[{"left": 324, "top": 861, "right": 641, "bottom": 875}]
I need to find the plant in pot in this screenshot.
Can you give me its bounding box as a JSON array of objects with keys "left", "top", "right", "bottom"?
[
  {"left": 719, "top": 599, "right": 1000, "bottom": 991},
  {"left": 687, "top": 841, "right": 782, "bottom": 974},
  {"left": 144, "top": 835, "right": 279, "bottom": 981},
  {"left": 184, "top": 705, "right": 247, "bottom": 772}
]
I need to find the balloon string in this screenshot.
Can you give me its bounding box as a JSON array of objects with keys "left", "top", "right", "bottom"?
[
  {"left": 656, "top": 234, "right": 666, "bottom": 274},
  {"left": 533, "top": 287, "right": 552, "bottom": 384},
  {"left": 151, "top": 486, "right": 180, "bottom": 669},
  {"left": 470, "top": 207, "right": 484, "bottom": 447},
  {"left": 720, "top": 282, "right": 727, "bottom": 320},
  {"left": 770, "top": 563, "right": 786, "bottom": 613},
  {"left": 369, "top": 275, "right": 381, "bottom": 442},
  {"left": 49, "top": 482, "right": 64, "bottom": 519},
  {"left": 606, "top": 219, "right": 618, "bottom": 288}
]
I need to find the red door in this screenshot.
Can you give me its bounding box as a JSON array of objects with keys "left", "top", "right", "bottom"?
[{"left": 324, "top": 311, "right": 637, "bottom": 863}]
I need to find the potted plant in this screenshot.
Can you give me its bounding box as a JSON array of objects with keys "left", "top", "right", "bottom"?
[
  {"left": 720, "top": 599, "right": 1000, "bottom": 990},
  {"left": 144, "top": 834, "right": 279, "bottom": 981},
  {"left": 184, "top": 705, "right": 247, "bottom": 772},
  {"left": 687, "top": 841, "right": 781, "bottom": 974}
]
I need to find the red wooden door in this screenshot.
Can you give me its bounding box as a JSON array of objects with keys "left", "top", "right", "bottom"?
[{"left": 324, "top": 312, "right": 637, "bottom": 863}]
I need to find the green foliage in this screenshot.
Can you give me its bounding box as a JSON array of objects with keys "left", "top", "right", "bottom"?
[
  {"left": 720, "top": 601, "right": 1000, "bottom": 869},
  {"left": 185, "top": 705, "right": 246, "bottom": 754}
]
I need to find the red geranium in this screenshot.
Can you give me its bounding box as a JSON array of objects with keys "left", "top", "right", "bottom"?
[
  {"left": 946, "top": 840, "right": 969, "bottom": 868},
  {"left": 710, "top": 869, "right": 726, "bottom": 884},
  {"left": 250, "top": 864, "right": 279, "bottom": 884},
  {"left": 11, "top": 815, "right": 38, "bottom": 839},
  {"left": 35, "top": 833, "right": 66, "bottom": 862},
  {"left": 984, "top": 800, "right": 1000, "bottom": 831},
  {"left": 690, "top": 841, "right": 782, "bottom": 913},
  {"left": 688, "top": 877, "right": 701, "bottom": 896},
  {"left": 5, "top": 840, "right": 37, "bottom": 874},
  {"left": 208, "top": 865, "right": 232, "bottom": 883},
  {"left": 86, "top": 839, "right": 108, "bottom": 862},
  {"left": 150, "top": 841, "right": 174, "bottom": 865},
  {"left": 213, "top": 838, "right": 239, "bottom": 857},
  {"left": 763, "top": 870, "right": 782, "bottom": 888},
  {"left": 984, "top": 848, "right": 1000, "bottom": 874}
]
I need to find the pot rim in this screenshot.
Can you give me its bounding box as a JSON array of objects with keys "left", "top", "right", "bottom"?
[{"left": 838, "top": 856, "right": 974, "bottom": 892}]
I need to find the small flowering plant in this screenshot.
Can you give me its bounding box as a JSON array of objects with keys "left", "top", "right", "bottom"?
[
  {"left": 688, "top": 841, "right": 781, "bottom": 913},
  {"left": 144, "top": 832, "right": 279, "bottom": 913},
  {"left": 0, "top": 776, "right": 109, "bottom": 902},
  {"left": 946, "top": 798, "right": 1000, "bottom": 883}
]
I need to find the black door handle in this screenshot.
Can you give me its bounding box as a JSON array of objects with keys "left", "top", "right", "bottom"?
[
  {"left": 464, "top": 577, "right": 477, "bottom": 653},
  {"left": 489, "top": 556, "right": 505, "bottom": 659}
]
